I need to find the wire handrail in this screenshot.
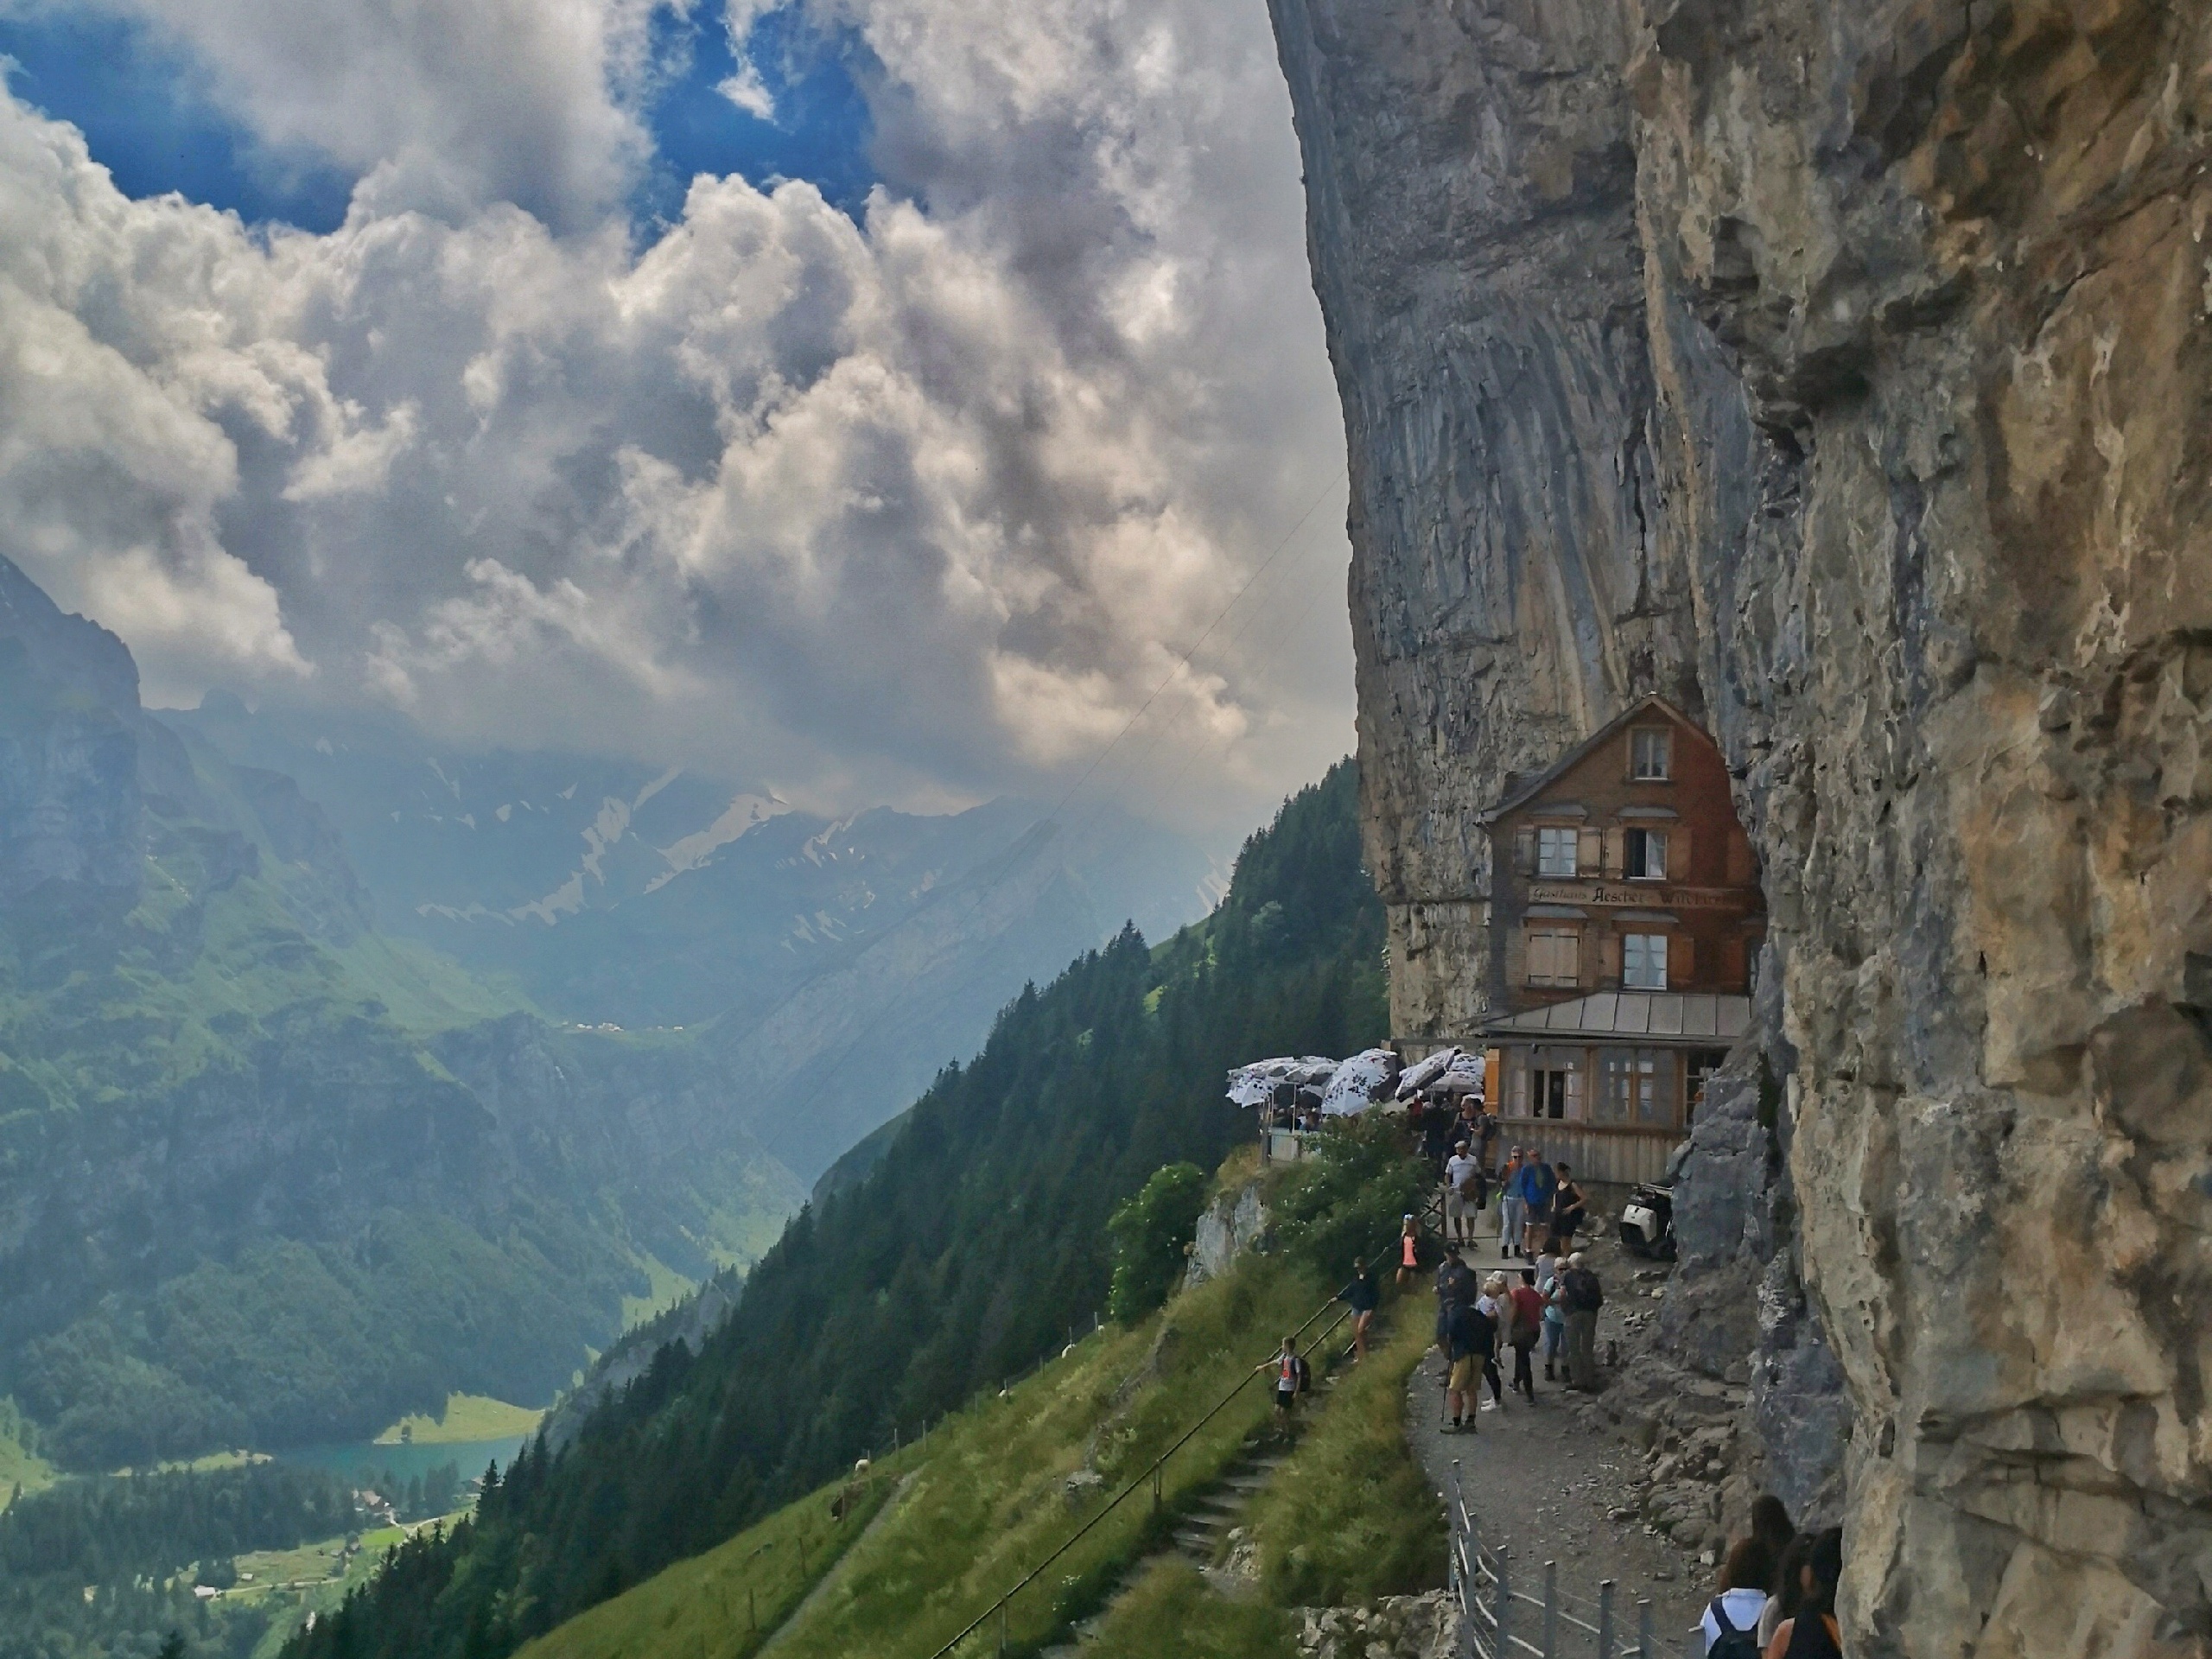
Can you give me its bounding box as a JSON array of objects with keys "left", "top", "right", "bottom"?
[
  {"left": 1448, "top": 1460, "right": 1681, "bottom": 1659},
  {"left": 925, "top": 1237, "right": 1400, "bottom": 1658}
]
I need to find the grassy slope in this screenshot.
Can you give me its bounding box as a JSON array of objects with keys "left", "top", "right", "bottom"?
[
  {"left": 377, "top": 1395, "right": 548, "bottom": 1446},
  {"left": 1078, "top": 1295, "right": 1441, "bottom": 1659},
  {"left": 517, "top": 1257, "right": 1326, "bottom": 1659},
  {"left": 508, "top": 1469, "right": 894, "bottom": 1659},
  {"left": 512, "top": 1244, "right": 1445, "bottom": 1659}
]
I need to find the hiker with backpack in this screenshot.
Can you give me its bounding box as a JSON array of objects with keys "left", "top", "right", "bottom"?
[
  {"left": 1700, "top": 1535, "right": 1776, "bottom": 1658},
  {"left": 1260, "top": 1336, "right": 1309, "bottom": 1439},
  {"left": 1474, "top": 1274, "right": 1511, "bottom": 1411},
  {"left": 1560, "top": 1251, "right": 1604, "bottom": 1389},
  {"left": 1433, "top": 1283, "right": 1493, "bottom": 1434}
]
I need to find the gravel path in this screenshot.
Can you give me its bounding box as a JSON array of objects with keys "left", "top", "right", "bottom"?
[{"left": 1402, "top": 1231, "right": 1708, "bottom": 1651}]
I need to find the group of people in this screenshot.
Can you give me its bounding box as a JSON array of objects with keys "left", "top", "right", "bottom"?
[
  {"left": 1700, "top": 1497, "right": 1845, "bottom": 1658},
  {"left": 1416, "top": 1220, "right": 1607, "bottom": 1428},
  {"left": 1444, "top": 1138, "right": 1592, "bottom": 1261}
]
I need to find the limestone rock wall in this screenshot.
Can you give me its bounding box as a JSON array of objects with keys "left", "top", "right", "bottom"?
[{"left": 1269, "top": 0, "right": 2212, "bottom": 1649}]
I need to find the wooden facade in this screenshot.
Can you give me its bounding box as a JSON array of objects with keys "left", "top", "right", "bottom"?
[{"left": 1472, "top": 700, "right": 1765, "bottom": 1187}]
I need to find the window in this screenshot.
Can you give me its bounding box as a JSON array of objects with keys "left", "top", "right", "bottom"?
[
  {"left": 1519, "top": 1047, "right": 1580, "bottom": 1120},
  {"left": 1536, "top": 826, "right": 1578, "bottom": 877},
  {"left": 1525, "top": 927, "right": 1581, "bottom": 988},
  {"left": 1625, "top": 827, "right": 1668, "bottom": 880},
  {"left": 1599, "top": 1048, "right": 1669, "bottom": 1124},
  {"left": 1630, "top": 728, "right": 1672, "bottom": 780},
  {"left": 1623, "top": 932, "right": 1669, "bottom": 990}
]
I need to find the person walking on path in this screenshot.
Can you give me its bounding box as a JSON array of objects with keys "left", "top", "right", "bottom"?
[
  {"left": 1396, "top": 1214, "right": 1421, "bottom": 1287},
  {"left": 1444, "top": 1140, "right": 1481, "bottom": 1245},
  {"left": 1435, "top": 1249, "right": 1477, "bottom": 1309},
  {"left": 1763, "top": 1529, "right": 1843, "bottom": 1658},
  {"left": 1261, "top": 1336, "right": 1309, "bottom": 1439},
  {"left": 1471, "top": 1274, "right": 1508, "bottom": 1412},
  {"left": 1748, "top": 1496, "right": 1797, "bottom": 1647},
  {"left": 1338, "top": 1262, "right": 1379, "bottom": 1362},
  {"left": 1433, "top": 1286, "right": 1493, "bottom": 1433},
  {"left": 1560, "top": 1251, "right": 1604, "bottom": 1389},
  {"left": 1541, "top": 1268, "right": 1567, "bottom": 1382},
  {"left": 1702, "top": 1535, "right": 1777, "bottom": 1657},
  {"left": 1518, "top": 1156, "right": 1557, "bottom": 1260},
  {"left": 1508, "top": 1268, "right": 1544, "bottom": 1402},
  {"left": 1496, "top": 1148, "right": 1524, "bottom": 1258}
]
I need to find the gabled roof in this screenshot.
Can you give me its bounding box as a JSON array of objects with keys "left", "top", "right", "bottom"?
[
  {"left": 1478, "top": 990, "right": 1751, "bottom": 1046},
  {"left": 1476, "top": 696, "right": 1707, "bottom": 827}
]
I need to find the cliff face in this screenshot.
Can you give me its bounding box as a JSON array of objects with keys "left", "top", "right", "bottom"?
[{"left": 1271, "top": 0, "right": 2212, "bottom": 1649}]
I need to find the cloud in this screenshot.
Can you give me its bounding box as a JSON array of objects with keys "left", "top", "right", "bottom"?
[
  {"left": 0, "top": 0, "right": 1353, "bottom": 836},
  {"left": 35, "top": 0, "right": 669, "bottom": 230}
]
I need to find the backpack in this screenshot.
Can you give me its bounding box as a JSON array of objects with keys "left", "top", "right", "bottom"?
[
  {"left": 1457, "top": 1164, "right": 1487, "bottom": 1205},
  {"left": 1706, "top": 1599, "right": 1760, "bottom": 1659},
  {"left": 1566, "top": 1268, "right": 1604, "bottom": 1313}
]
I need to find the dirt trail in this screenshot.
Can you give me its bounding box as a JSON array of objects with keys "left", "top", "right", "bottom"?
[
  {"left": 1402, "top": 1232, "right": 1707, "bottom": 1647},
  {"left": 758, "top": 1472, "right": 918, "bottom": 1654}
]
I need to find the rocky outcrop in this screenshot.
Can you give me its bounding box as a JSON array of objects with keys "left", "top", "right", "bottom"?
[
  {"left": 1185, "top": 1179, "right": 1271, "bottom": 1288},
  {"left": 1270, "top": 0, "right": 2212, "bottom": 1649},
  {"left": 0, "top": 555, "right": 143, "bottom": 909}
]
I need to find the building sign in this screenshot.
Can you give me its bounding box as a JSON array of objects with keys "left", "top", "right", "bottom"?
[{"left": 1526, "top": 882, "right": 1745, "bottom": 910}]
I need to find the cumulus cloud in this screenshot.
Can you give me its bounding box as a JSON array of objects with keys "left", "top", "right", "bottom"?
[{"left": 0, "top": 0, "right": 1354, "bottom": 835}]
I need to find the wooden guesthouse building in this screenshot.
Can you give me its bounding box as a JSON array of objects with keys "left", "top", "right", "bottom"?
[{"left": 1472, "top": 698, "right": 1764, "bottom": 1192}]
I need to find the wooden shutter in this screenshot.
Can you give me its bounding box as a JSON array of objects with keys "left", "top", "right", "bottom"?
[
  {"left": 1726, "top": 828, "right": 1756, "bottom": 886},
  {"left": 1515, "top": 826, "right": 1535, "bottom": 875},
  {"left": 1599, "top": 931, "right": 1622, "bottom": 985},
  {"left": 1565, "top": 930, "right": 1586, "bottom": 986},
  {"left": 1675, "top": 935, "right": 1695, "bottom": 986},
  {"left": 1668, "top": 827, "right": 1693, "bottom": 880},
  {"left": 1577, "top": 827, "right": 1602, "bottom": 875},
  {"left": 1603, "top": 827, "right": 1625, "bottom": 879}
]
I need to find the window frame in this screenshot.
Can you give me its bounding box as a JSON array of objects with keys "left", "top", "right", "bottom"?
[
  {"left": 1630, "top": 727, "right": 1672, "bottom": 782},
  {"left": 1535, "top": 825, "right": 1579, "bottom": 878},
  {"left": 1622, "top": 931, "right": 1669, "bottom": 990},
  {"left": 1599, "top": 1047, "right": 1669, "bottom": 1125},
  {"left": 1624, "top": 827, "right": 1669, "bottom": 881}
]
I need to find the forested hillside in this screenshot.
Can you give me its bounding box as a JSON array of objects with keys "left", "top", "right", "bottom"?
[
  {"left": 288, "top": 760, "right": 1386, "bottom": 1659},
  {"left": 0, "top": 554, "right": 803, "bottom": 1471}
]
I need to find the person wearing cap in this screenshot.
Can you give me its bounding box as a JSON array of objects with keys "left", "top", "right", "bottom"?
[{"left": 1444, "top": 1139, "right": 1481, "bottom": 1245}]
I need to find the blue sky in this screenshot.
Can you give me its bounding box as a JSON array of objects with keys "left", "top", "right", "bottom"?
[{"left": 0, "top": 3, "right": 876, "bottom": 233}]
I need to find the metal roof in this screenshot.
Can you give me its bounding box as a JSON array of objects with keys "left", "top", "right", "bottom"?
[{"left": 1478, "top": 991, "right": 1751, "bottom": 1045}]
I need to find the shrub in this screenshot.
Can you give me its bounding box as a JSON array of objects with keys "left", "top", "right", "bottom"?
[
  {"left": 1270, "top": 1116, "right": 1428, "bottom": 1281},
  {"left": 1107, "top": 1163, "right": 1209, "bottom": 1324}
]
